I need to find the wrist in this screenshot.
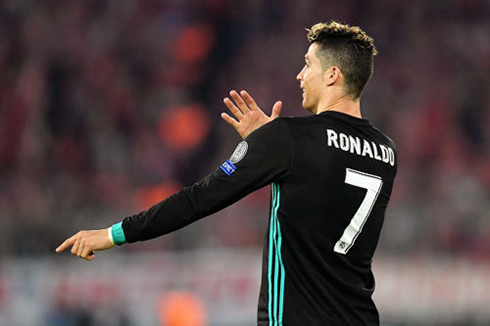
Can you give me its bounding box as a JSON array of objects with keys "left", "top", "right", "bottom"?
[
  {"left": 111, "top": 221, "right": 127, "bottom": 245},
  {"left": 107, "top": 227, "right": 115, "bottom": 246}
]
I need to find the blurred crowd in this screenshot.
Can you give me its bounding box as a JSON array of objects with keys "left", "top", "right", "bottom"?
[{"left": 0, "top": 0, "right": 489, "bottom": 259}]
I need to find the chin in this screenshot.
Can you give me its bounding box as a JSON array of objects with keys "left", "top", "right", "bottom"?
[{"left": 302, "top": 101, "right": 315, "bottom": 113}]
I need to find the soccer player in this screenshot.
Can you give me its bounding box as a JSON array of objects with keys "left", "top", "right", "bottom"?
[{"left": 57, "top": 21, "right": 397, "bottom": 325}]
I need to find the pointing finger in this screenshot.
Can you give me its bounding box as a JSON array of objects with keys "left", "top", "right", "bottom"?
[{"left": 56, "top": 236, "right": 76, "bottom": 253}]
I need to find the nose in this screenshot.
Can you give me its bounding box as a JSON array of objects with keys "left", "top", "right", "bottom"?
[{"left": 296, "top": 66, "right": 304, "bottom": 81}]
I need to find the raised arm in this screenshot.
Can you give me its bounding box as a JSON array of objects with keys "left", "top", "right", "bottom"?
[{"left": 221, "top": 90, "right": 282, "bottom": 139}]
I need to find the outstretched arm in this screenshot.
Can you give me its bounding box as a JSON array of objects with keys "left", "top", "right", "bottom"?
[
  {"left": 221, "top": 90, "right": 282, "bottom": 139},
  {"left": 56, "top": 117, "right": 293, "bottom": 261}
]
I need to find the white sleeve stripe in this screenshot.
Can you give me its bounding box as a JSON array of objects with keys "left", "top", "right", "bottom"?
[{"left": 108, "top": 227, "right": 115, "bottom": 246}]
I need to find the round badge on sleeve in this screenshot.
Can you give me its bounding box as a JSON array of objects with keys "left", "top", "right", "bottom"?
[{"left": 230, "top": 141, "right": 248, "bottom": 164}]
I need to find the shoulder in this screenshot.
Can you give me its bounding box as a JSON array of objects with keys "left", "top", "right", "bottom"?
[
  {"left": 246, "top": 118, "right": 293, "bottom": 141},
  {"left": 273, "top": 115, "right": 321, "bottom": 132},
  {"left": 244, "top": 119, "right": 295, "bottom": 159},
  {"left": 280, "top": 115, "right": 318, "bottom": 125},
  {"left": 370, "top": 125, "right": 398, "bottom": 171},
  {"left": 371, "top": 125, "right": 397, "bottom": 151}
]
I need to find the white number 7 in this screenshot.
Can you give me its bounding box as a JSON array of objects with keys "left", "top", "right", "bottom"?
[{"left": 334, "top": 168, "right": 383, "bottom": 255}]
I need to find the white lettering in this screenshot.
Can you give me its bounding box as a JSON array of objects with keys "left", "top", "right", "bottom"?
[
  {"left": 372, "top": 142, "right": 382, "bottom": 161},
  {"left": 349, "top": 136, "right": 361, "bottom": 155},
  {"left": 327, "top": 129, "right": 339, "bottom": 148},
  {"left": 362, "top": 140, "right": 374, "bottom": 158},
  {"left": 380, "top": 145, "right": 390, "bottom": 163},
  {"left": 388, "top": 148, "right": 395, "bottom": 166},
  {"left": 325, "top": 129, "right": 395, "bottom": 167},
  {"left": 340, "top": 133, "right": 349, "bottom": 151}
]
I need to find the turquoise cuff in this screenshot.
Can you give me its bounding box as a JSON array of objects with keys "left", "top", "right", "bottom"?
[{"left": 111, "top": 222, "right": 127, "bottom": 245}]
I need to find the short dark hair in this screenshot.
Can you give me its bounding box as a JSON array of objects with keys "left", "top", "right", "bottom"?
[{"left": 307, "top": 21, "right": 377, "bottom": 99}]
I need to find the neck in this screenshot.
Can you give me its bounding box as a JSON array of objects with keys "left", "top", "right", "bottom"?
[{"left": 315, "top": 93, "right": 362, "bottom": 118}]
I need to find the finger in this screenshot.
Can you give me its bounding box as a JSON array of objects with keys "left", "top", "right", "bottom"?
[
  {"left": 230, "top": 90, "right": 251, "bottom": 112},
  {"left": 240, "top": 91, "right": 261, "bottom": 111},
  {"left": 271, "top": 101, "right": 282, "bottom": 118},
  {"left": 223, "top": 97, "right": 243, "bottom": 119},
  {"left": 71, "top": 238, "right": 81, "bottom": 255},
  {"left": 81, "top": 244, "right": 94, "bottom": 260},
  {"left": 77, "top": 239, "right": 87, "bottom": 257},
  {"left": 86, "top": 252, "right": 95, "bottom": 261},
  {"left": 56, "top": 236, "right": 76, "bottom": 253},
  {"left": 76, "top": 241, "right": 85, "bottom": 257},
  {"left": 221, "top": 112, "right": 239, "bottom": 129}
]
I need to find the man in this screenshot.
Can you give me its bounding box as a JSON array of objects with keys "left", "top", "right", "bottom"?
[{"left": 57, "top": 21, "right": 397, "bottom": 325}]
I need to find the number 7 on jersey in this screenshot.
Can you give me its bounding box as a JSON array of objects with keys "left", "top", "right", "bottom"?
[{"left": 334, "top": 168, "right": 383, "bottom": 255}]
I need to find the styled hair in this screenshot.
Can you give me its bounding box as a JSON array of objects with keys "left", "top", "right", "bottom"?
[{"left": 307, "top": 21, "right": 377, "bottom": 99}]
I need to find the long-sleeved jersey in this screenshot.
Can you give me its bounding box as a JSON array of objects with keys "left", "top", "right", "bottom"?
[{"left": 119, "top": 111, "right": 397, "bottom": 325}]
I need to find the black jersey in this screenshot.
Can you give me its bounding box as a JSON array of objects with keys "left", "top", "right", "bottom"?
[{"left": 120, "top": 111, "right": 397, "bottom": 325}]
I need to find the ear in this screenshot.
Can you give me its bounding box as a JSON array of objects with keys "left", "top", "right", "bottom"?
[{"left": 325, "top": 66, "right": 342, "bottom": 86}]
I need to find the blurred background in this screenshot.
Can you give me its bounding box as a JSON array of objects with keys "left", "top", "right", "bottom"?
[{"left": 0, "top": 0, "right": 489, "bottom": 325}]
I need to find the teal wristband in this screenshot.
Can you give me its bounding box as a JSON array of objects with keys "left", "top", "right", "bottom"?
[{"left": 111, "top": 222, "right": 127, "bottom": 245}]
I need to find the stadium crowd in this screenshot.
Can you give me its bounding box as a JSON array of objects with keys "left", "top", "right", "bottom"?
[{"left": 1, "top": 0, "right": 489, "bottom": 260}]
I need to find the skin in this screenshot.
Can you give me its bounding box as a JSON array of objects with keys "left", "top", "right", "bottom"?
[
  {"left": 297, "top": 43, "right": 362, "bottom": 117},
  {"left": 56, "top": 42, "right": 363, "bottom": 261},
  {"left": 221, "top": 90, "right": 282, "bottom": 140},
  {"left": 221, "top": 43, "right": 362, "bottom": 140},
  {"left": 56, "top": 229, "right": 114, "bottom": 261}
]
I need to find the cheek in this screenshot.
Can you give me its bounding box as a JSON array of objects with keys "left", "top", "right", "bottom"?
[{"left": 305, "top": 70, "right": 318, "bottom": 86}]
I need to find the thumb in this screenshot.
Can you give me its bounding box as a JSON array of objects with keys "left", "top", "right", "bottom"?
[
  {"left": 271, "top": 101, "right": 282, "bottom": 119},
  {"left": 86, "top": 252, "right": 95, "bottom": 261}
]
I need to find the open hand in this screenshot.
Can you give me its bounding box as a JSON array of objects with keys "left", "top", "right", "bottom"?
[
  {"left": 56, "top": 229, "right": 114, "bottom": 261},
  {"left": 221, "top": 90, "right": 282, "bottom": 139}
]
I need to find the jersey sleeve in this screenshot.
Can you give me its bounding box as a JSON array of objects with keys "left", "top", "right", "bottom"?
[{"left": 121, "top": 118, "right": 294, "bottom": 243}]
